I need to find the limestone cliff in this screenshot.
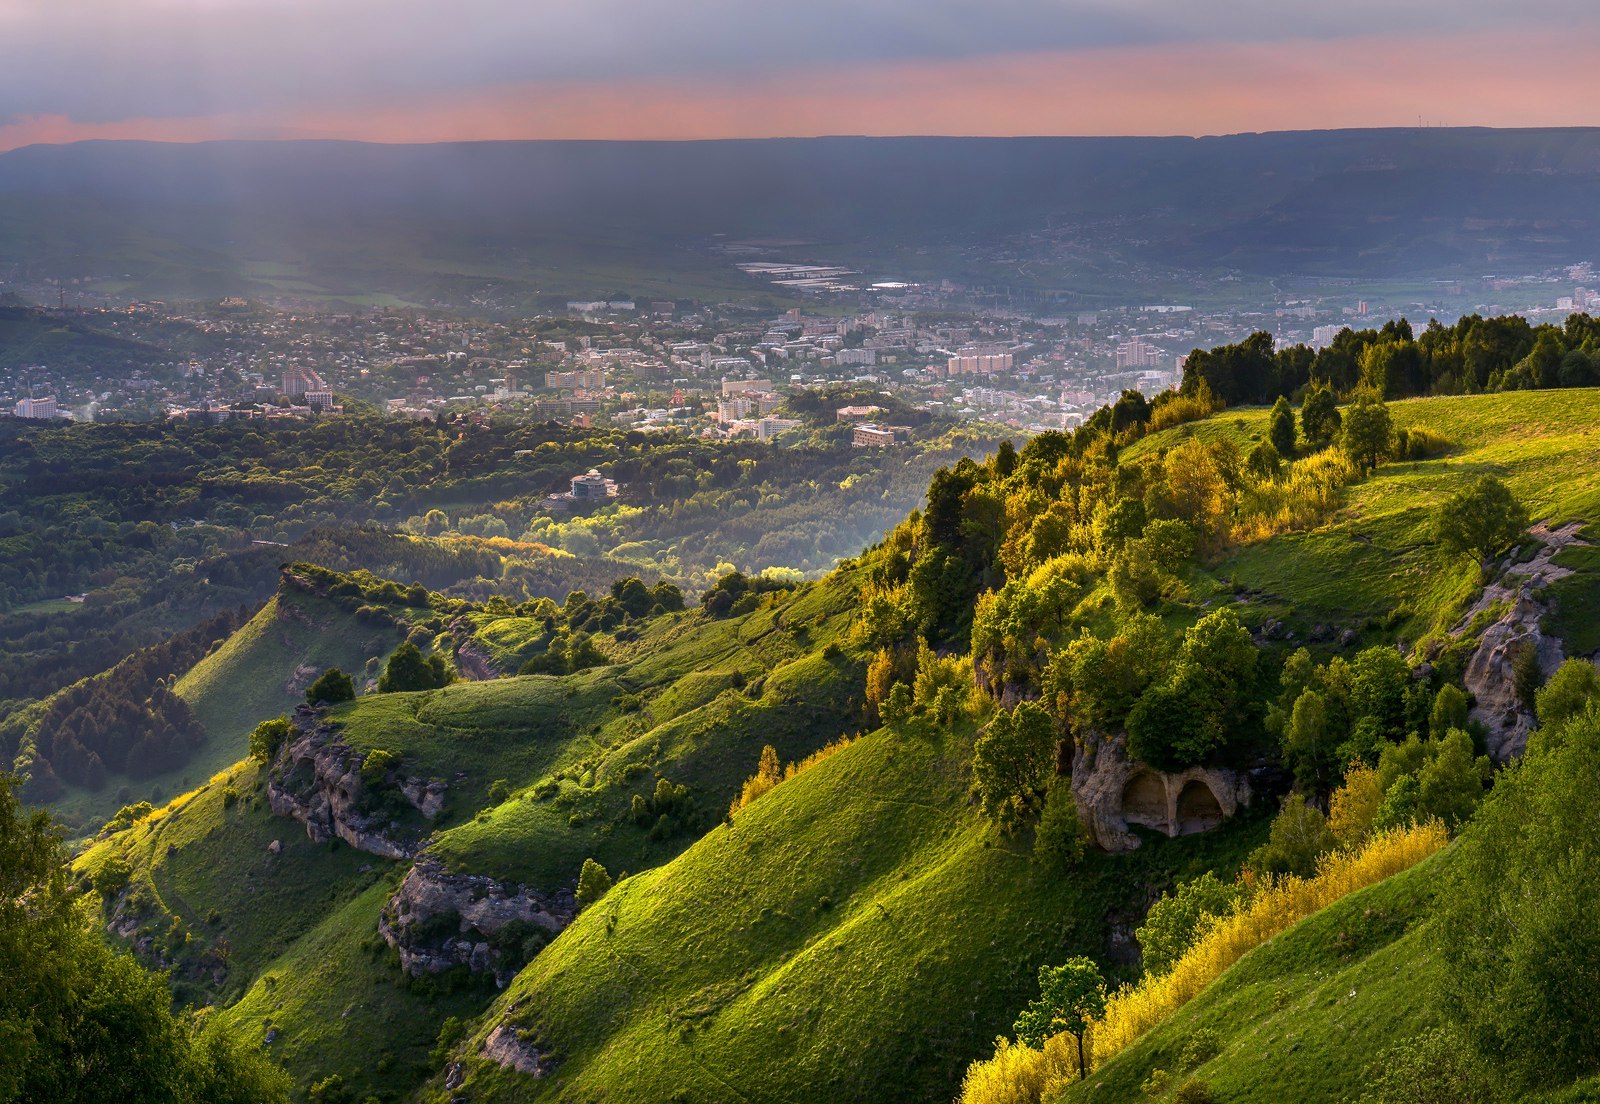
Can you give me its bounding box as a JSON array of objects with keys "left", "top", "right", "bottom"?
[
  {"left": 1070, "top": 731, "right": 1252, "bottom": 853},
  {"left": 267, "top": 705, "right": 447, "bottom": 860},
  {"left": 378, "top": 859, "right": 575, "bottom": 986}
]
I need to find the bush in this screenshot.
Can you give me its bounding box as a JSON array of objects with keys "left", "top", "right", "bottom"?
[
  {"left": 360, "top": 748, "right": 399, "bottom": 785},
  {"left": 575, "top": 858, "right": 613, "bottom": 909},
  {"left": 377, "top": 640, "right": 453, "bottom": 693},
  {"left": 249, "top": 716, "right": 294, "bottom": 763},
  {"left": 305, "top": 667, "right": 355, "bottom": 706},
  {"left": 1032, "top": 783, "right": 1087, "bottom": 869},
  {"left": 972, "top": 702, "right": 1056, "bottom": 830},
  {"left": 1136, "top": 873, "right": 1245, "bottom": 977},
  {"left": 1173, "top": 1078, "right": 1216, "bottom": 1104}
]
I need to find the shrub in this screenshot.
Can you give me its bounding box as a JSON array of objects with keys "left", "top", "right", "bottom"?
[
  {"left": 488, "top": 778, "right": 511, "bottom": 803},
  {"left": 1136, "top": 873, "right": 1246, "bottom": 978},
  {"left": 1247, "top": 796, "right": 1337, "bottom": 880},
  {"left": 575, "top": 858, "right": 613, "bottom": 909},
  {"left": 1173, "top": 1078, "right": 1217, "bottom": 1104},
  {"left": 305, "top": 667, "right": 355, "bottom": 706},
  {"left": 377, "top": 640, "right": 454, "bottom": 693},
  {"left": 360, "top": 748, "right": 399, "bottom": 785},
  {"left": 1533, "top": 658, "right": 1600, "bottom": 730},
  {"left": 1033, "top": 783, "right": 1087, "bottom": 869},
  {"left": 249, "top": 716, "right": 294, "bottom": 763}
]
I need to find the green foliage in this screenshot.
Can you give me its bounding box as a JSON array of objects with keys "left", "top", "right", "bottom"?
[
  {"left": 1032, "top": 782, "right": 1087, "bottom": 869},
  {"left": 575, "top": 858, "right": 613, "bottom": 909},
  {"left": 1137, "top": 872, "right": 1247, "bottom": 977},
  {"left": 1268, "top": 396, "right": 1297, "bottom": 459},
  {"left": 249, "top": 715, "right": 294, "bottom": 764},
  {"left": 1435, "top": 710, "right": 1600, "bottom": 1091},
  {"left": 1534, "top": 658, "right": 1600, "bottom": 730},
  {"left": 1432, "top": 475, "right": 1529, "bottom": 565},
  {"left": 1127, "top": 610, "right": 1257, "bottom": 771},
  {"left": 1427, "top": 685, "right": 1469, "bottom": 738},
  {"left": 306, "top": 666, "right": 356, "bottom": 705},
  {"left": 972, "top": 701, "right": 1056, "bottom": 830},
  {"left": 0, "top": 774, "right": 290, "bottom": 1103},
  {"left": 1355, "top": 1026, "right": 1493, "bottom": 1104},
  {"left": 359, "top": 748, "right": 399, "bottom": 785},
  {"left": 376, "top": 640, "right": 453, "bottom": 693},
  {"left": 1173, "top": 1078, "right": 1218, "bottom": 1104},
  {"left": 1014, "top": 958, "right": 1106, "bottom": 1078},
  {"left": 1340, "top": 393, "right": 1393, "bottom": 473},
  {"left": 1512, "top": 646, "right": 1544, "bottom": 711},
  {"left": 1299, "top": 384, "right": 1342, "bottom": 449},
  {"left": 1247, "top": 796, "right": 1336, "bottom": 880}
]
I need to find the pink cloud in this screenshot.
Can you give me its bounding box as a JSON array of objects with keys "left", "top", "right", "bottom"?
[{"left": 3, "top": 29, "right": 1597, "bottom": 151}]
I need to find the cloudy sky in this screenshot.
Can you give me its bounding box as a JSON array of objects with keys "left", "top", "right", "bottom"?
[{"left": 1, "top": 0, "right": 1597, "bottom": 149}]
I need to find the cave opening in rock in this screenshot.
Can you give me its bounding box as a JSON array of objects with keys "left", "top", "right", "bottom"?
[
  {"left": 1175, "top": 779, "right": 1224, "bottom": 835},
  {"left": 1122, "top": 772, "right": 1168, "bottom": 833}
]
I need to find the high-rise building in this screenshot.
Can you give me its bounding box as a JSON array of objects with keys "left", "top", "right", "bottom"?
[
  {"left": 282, "top": 366, "right": 326, "bottom": 398},
  {"left": 14, "top": 397, "right": 57, "bottom": 419}
]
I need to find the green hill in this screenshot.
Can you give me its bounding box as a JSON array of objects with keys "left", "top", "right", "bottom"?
[{"left": 72, "top": 386, "right": 1600, "bottom": 1104}]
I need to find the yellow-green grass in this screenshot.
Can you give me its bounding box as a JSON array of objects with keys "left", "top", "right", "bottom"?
[
  {"left": 218, "top": 881, "right": 486, "bottom": 1102},
  {"left": 1062, "top": 854, "right": 1447, "bottom": 1104},
  {"left": 431, "top": 721, "right": 1266, "bottom": 1104}
]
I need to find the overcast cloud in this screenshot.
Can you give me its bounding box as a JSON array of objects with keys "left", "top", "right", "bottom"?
[{"left": 3, "top": 0, "right": 1597, "bottom": 124}]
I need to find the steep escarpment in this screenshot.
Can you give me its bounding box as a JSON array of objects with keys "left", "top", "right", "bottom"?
[
  {"left": 379, "top": 860, "right": 575, "bottom": 985},
  {"left": 267, "top": 706, "right": 447, "bottom": 860}
]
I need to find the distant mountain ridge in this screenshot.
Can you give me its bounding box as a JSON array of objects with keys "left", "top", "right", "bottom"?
[{"left": 1, "top": 128, "right": 1597, "bottom": 304}]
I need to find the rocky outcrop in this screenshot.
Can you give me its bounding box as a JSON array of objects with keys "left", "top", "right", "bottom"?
[
  {"left": 267, "top": 706, "right": 447, "bottom": 860},
  {"left": 1071, "top": 732, "right": 1252, "bottom": 853},
  {"left": 379, "top": 859, "right": 575, "bottom": 985},
  {"left": 481, "top": 1021, "right": 549, "bottom": 1077},
  {"left": 1452, "top": 520, "right": 1588, "bottom": 762}
]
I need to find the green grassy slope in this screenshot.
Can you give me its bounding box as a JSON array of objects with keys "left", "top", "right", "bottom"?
[
  {"left": 1065, "top": 855, "right": 1446, "bottom": 1103},
  {"left": 77, "top": 574, "right": 870, "bottom": 1099},
  {"left": 46, "top": 586, "right": 407, "bottom": 835},
  {"left": 431, "top": 720, "right": 1265, "bottom": 1104},
  {"left": 1134, "top": 392, "right": 1600, "bottom": 655}
]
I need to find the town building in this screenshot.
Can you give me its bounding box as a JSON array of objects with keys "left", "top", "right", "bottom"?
[
  {"left": 569, "top": 469, "right": 618, "bottom": 503},
  {"left": 14, "top": 396, "right": 58, "bottom": 419}
]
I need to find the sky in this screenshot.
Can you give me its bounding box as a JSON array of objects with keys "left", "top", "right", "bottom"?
[{"left": 1, "top": 0, "right": 1598, "bottom": 150}]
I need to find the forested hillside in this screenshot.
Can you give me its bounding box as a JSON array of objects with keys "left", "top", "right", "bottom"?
[{"left": 30, "top": 313, "right": 1600, "bottom": 1104}]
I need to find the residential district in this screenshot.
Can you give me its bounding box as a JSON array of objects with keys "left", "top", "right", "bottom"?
[{"left": 3, "top": 263, "right": 1596, "bottom": 440}]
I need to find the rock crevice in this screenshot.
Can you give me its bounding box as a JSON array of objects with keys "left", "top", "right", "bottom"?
[{"left": 1070, "top": 732, "right": 1251, "bottom": 853}]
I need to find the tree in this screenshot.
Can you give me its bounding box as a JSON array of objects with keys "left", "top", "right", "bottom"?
[
  {"left": 1300, "top": 384, "right": 1341, "bottom": 450},
  {"left": 1428, "top": 684, "right": 1470, "bottom": 738},
  {"left": 1248, "top": 796, "right": 1336, "bottom": 880},
  {"left": 1128, "top": 609, "right": 1258, "bottom": 771},
  {"left": 1435, "top": 710, "right": 1600, "bottom": 1088},
  {"left": 1534, "top": 658, "right": 1600, "bottom": 729},
  {"left": 1268, "top": 396, "right": 1297, "bottom": 459},
  {"left": 1432, "top": 475, "right": 1529, "bottom": 568},
  {"left": 305, "top": 667, "right": 355, "bottom": 706},
  {"left": 1339, "top": 394, "right": 1392, "bottom": 473},
  {"left": 1013, "top": 958, "right": 1106, "bottom": 1080},
  {"left": 1327, "top": 763, "right": 1385, "bottom": 849},
  {"left": 1283, "top": 689, "right": 1338, "bottom": 793},
  {"left": 248, "top": 715, "right": 294, "bottom": 763},
  {"left": 972, "top": 702, "right": 1056, "bottom": 830},
  {"left": 0, "top": 774, "right": 291, "bottom": 1103},
  {"left": 1136, "top": 872, "right": 1245, "bottom": 977},
  {"left": 1033, "top": 782, "right": 1087, "bottom": 869},
  {"left": 1415, "top": 728, "right": 1488, "bottom": 830},
  {"left": 376, "top": 641, "right": 452, "bottom": 693},
  {"left": 575, "top": 858, "right": 613, "bottom": 908}
]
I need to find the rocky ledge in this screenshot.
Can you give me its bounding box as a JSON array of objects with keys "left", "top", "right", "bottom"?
[
  {"left": 379, "top": 859, "right": 575, "bottom": 986},
  {"left": 267, "top": 706, "right": 447, "bottom": 860}
]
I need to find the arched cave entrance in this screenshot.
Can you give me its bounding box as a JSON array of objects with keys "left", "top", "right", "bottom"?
[
  {"left": 1175, "top": 779, "right": 1224, "bottom": 835},
  {"left": 1122, "top": 772, "right": 1168, "bottom": 834}
]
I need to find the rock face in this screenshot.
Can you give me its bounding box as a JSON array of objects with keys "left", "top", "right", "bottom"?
[
  {"left": 1453, "top": 520, "right": 1589, "bottom": 762},
  {"left": 1071, "top": 732, "right": 1252, "bottom": 853},
  {"left": 379, "top": 859, "right": 575, "bottom": 986},
  {"left": 481, "top": 1020, "right": 549, "bottom": 1077},
  {"left": 267, "top": 706, "right": 446, "bottom": 860}
]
